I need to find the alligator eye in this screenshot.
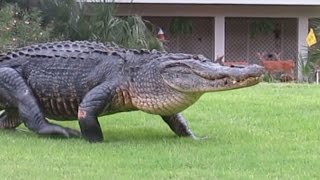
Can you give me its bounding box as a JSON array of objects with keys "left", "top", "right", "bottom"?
[{"left": 192, "top": 55, "right": 199, "bottom": 60}]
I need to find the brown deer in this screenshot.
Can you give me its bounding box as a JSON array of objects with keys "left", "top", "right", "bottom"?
[{"left": 257, "top": 52, "right": 295, "bottom": 82}]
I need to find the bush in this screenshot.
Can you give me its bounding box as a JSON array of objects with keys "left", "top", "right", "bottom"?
[
  {"left": 299, "top": 18, "right": 320, "bottom": 82},
  {"left": 39, "top": 0, "right": 164, "bottom": 50},
  {"left": 0, "top": 3, "right": 51, "bottom": 52},
  {"left": 0, "top": 0, "right": 163, "bottom": 52}
]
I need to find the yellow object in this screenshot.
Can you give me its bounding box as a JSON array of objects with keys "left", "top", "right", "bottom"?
[{"left": 306, "top": 28, "right": 317, "bottom": 47}]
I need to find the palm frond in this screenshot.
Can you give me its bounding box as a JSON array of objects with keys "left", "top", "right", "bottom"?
[
  {"left": 39, "top": 0, "right": 163, "bottom": 50},
  {"left": 300, "top": 19, "right": 320, "bottom": 82}
]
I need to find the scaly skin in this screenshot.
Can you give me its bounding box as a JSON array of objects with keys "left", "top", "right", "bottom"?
[{"left": 0, "top": 41, "right": 264, "bottom": 142}]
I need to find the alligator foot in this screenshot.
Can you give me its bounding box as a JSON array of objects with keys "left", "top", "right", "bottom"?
[
  {"left": 38, "top": 122, "right": 81, "bottom": 138},
  {"left": 161, "top": 113, "right": 197, "bottom": 138},
  {"left": 78, "top": 116, "right": 104, "bottom": 143}
]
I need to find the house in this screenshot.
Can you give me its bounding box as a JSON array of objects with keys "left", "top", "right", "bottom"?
[
  {"left": 88, "top": 1, "right": 320, "bottom": 80},
  {"left": 13, "top": 0, "right": 320, "bottom": 80}
]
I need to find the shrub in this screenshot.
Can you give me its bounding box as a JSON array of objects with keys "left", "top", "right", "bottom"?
[
  {"left": 0, "top": 3, "right": 51, "bottom": 52},
  {"left": 299, "top": 19, "right": 320, "bottom": 82},
  {"left": 39, "top": 0, "right": 164, "bottom": 50}
]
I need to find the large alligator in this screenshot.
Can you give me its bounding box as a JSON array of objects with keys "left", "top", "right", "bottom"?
[{"left": 0, "top": 41, "right": 264, "bottom": 142}]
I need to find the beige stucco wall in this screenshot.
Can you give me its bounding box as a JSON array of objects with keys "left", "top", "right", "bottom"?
[
  {"left": 116, "top": 4, "right": 320, "bottom": 18},
  {"left": 85, "top": 0, "right": 320, "bottom": 5}
]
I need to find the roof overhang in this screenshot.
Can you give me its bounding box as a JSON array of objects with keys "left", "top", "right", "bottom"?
[{"left": 81, "top": 0, "right": 320, "bottom": 6}]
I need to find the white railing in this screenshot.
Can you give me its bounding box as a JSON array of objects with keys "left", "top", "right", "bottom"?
[{"left": 316, "top": 69, "right": 320, "bottom": 85}]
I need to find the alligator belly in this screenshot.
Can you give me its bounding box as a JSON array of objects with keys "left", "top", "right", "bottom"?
[{"left": 39, "top": 97, "right": 80, "bottom": 121}]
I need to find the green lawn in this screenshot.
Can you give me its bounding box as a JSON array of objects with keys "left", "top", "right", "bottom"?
[{"left": 0, "top": 83, "right": 319, "bottom": 179}]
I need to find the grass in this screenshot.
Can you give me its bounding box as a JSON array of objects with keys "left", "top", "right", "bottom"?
[{"left": 0, "top": 83, "right": 320, "bottom": 179}]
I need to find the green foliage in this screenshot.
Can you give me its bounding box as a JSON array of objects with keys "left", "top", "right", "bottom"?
[
  {"left": 40, "top": 0, "right": 88, "bottom": 40},
  {"left": 250, "top": 20, "right": 276, "bottom": 38},
  {"left": 0, "top": 3, "right": 51, "bottom": 52},
  {"left": 0, "top": 0, "right": 163, "bottom": 51},
  {"left": 40, "top": 0, "right": 164, "bottom": 50},
  {"left": 262, "top": 73, "right": 274, "bottom": 82},
  {"left": 0, "top": 0, "right": 31, "bottom": 10},
  {"left": 0, "top": 84, "right": 320, "bottom": 179},
  {"left": 300, "top": 18, "right": 320, "bottom": 82},
  {"left": 299, "top": 48, "right": 320, "bottom": 82},
  {"left": 169, "top": 17, "right": 193, "bottom": 35}
]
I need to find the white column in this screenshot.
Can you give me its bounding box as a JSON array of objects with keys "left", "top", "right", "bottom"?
[
  {"left": 214, "top": 16, "right": 225, "bottom": 61},
  {"left": 297, "top": 16, "right": 309, "bottom": 81}
]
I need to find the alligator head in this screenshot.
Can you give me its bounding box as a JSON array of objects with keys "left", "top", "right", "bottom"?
[
  {"left": 129, "top": 53, "right": 265, "bottom": 115},
  {"left": 160, "top": 57, "right": 264, "bottom": 92}
]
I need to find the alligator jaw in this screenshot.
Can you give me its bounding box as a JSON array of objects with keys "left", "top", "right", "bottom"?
[
  {"left": 161, "top": 61, "right": 265, "bottom": 93},
  {"left": 205, "top": 76, "right": 262, "bottom": 92},
  {"left": 202, "top": 64, "right": 265, "bottom": 91}
]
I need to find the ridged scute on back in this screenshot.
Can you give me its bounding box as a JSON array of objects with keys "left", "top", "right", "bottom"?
[
  {"left": 0, "top": 41, "right": 210, "bottom": 68},
  {"left": 0, "top": 41, "right": 159, "bottom": 63},
  {"left": 157, "top": 52, "right": 211, "bottom": 62},
  {"left": 0, "top": 41, "right": 108, "bottom": 62}
]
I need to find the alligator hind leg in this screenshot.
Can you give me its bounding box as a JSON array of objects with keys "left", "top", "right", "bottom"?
[
  {"left": 0, "top": 109, "right": 22, "bottom": 129},
  {"left": 0, "top": 67, "right": 80, "bottom": 138},
  {"left": 161, "top": 113, "right": 197, "bottom": 138}
]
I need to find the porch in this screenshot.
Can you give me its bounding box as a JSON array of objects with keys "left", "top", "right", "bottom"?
[
  {"left": 116, "top": 4, "right": 320, "bottom": 80},
  {"left": 146, "top": 17, "right": 298, "bottom": 62}
]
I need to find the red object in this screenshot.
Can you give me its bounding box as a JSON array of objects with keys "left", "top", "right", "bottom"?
[
  {"left": 157, "top": 28, "right": 165, "bottom": 41},
  {"left": 262, "top": 60, "right": 295, "bottom": 82},
  {"left": 261, "top": 60, "right": 295, "bottom": 75}
]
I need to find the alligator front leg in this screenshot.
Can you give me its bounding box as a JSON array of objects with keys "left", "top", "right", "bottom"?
[
  {"left": 78, "top": 82, "right": 118, "bottom": 143},
  {"left": 0, "top": 67, "right": 80, "bottom": 137},
  {"left": 161, "top": 113, "right": 197, "bottom": 139}
]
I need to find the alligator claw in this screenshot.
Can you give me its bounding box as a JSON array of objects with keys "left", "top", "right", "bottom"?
[
  {"left": 64, "top": 127, "right": 81, "bottom": 138},
  {"left": 37, "top": 124, "right": 81, "bottom": 138},
  {"left": 190, "top": 134, "right": 209, "bottom": 140}
]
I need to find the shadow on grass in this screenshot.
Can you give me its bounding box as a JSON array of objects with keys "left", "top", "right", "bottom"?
[
  {"left": 1, "top": 127, "right": 194, "bottom": 143},
  {"left": 1, "top": 128, "right": 33, "bottom": 136},
  {"left": 103, "top": 128, "right": 181, "bottom": 143}
]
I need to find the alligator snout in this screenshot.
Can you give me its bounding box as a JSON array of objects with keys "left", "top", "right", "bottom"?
[
  {"left": 221, "top": 64, "right": 265, "bottom": 84},
  {"left": 227, "top": 64, "right": 246, "bottom": 68},
  {"left": 225, "top": 64, "right": 265, "bottom": 75},
  {"left": 244, "top": 64, "right": 265, "bottom": 76}
]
